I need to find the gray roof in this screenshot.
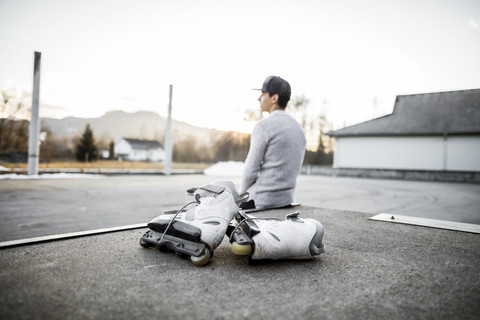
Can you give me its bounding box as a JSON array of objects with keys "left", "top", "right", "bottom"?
[
  {"left": 123, "top": 138, "right": 164, "bottom": 150},
  {"left": 327, "top": 89, "right": 480, "bottom": 137}
]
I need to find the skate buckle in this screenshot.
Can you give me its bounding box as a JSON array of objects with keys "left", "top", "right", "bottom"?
[
  {"left": 286, "top": 211, "right": 303, "bottom": 222},
  {"left": 237, "top": 192, "right": 250, "bottom": 204}
]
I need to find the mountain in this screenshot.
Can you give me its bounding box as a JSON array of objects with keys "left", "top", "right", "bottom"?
[{"left": 40, "top": 110, "right": 222, "bottom": 145}]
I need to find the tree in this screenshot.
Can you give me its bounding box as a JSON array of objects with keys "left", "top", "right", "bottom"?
[
  {"left": 108, "top": 140, "right": 115, "bottom": 160},
  {"left": 173, "top": 136, "right": 201, "bottom": 162},
  {"left": 214, "top": 131, "right": 250, "bottom": 161},
  {"left": 75, "top": 124, "right": 98, "bottom": 162},
  {"left": 39, "top": 127, "right": 75, "bottom": 162},
  {"left": 287, "top": 95, "right": 334, "bottom": 165},
  {"left": 288, "top": 94, "right": 309, "bottom": 129},
  {"left": 0, "top": 90, "right": 30, "bottom": 153}
]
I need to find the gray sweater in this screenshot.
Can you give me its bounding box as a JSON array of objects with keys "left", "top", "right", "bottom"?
[{"left": 241, "top": 110, "right": 306, "bottom": 207}]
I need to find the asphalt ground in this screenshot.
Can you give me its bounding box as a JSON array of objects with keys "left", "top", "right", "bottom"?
[
  {"left": 1, "top": 206, "right": 478, "bottom": 320},
  {"left": 0, "top": 174, "right": 479, "bottom": 242}
]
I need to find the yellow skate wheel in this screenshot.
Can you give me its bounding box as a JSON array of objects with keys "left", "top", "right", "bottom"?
[
  {"left": 231, "top": 242, "right": 252, "bottom": 256},
  {"left": 190, "top": 248, "right": 211, "bottom": 267}
]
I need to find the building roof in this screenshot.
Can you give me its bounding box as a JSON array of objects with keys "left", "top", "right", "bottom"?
[
  {"left": 327, "top": 88, "right": 480, "bottom": 137},
  {"left": 122, "top": 138, "right": 164, "bottom": 150}
]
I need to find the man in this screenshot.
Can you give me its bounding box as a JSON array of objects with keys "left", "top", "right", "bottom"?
[{"left": 241, "top": 76, "right": 306, "bottom": 209}]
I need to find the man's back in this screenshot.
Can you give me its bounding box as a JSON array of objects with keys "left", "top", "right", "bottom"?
[{"left": 241, "top": 110, "right": 306, "bottom": 207}]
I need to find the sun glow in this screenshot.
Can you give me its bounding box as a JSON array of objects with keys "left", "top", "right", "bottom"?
[{"left": 1, "top": 0, "right": 479, "bottom": 136}]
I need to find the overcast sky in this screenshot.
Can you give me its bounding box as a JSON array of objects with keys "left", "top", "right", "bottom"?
[{"left": 1, "top": 0, "right": 479, "bottom": 132}]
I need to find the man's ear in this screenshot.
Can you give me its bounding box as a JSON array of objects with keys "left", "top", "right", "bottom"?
[{"left": 271, "top": 94, "right": 279, "bottom": 104}]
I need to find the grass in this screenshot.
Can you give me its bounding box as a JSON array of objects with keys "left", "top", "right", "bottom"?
[{"left": 1, "top": 160, "right": 211, "bottom": 171}]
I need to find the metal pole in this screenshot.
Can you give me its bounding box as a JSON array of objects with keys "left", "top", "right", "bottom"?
[
  {"left": 28, "top": 51, "right": 41, "bottom": 176},
  {"left": 164, "top": 84, "right": 173, "bottom": 175}
]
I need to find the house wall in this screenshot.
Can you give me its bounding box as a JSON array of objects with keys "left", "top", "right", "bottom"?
[
  {"left": 114, "top": 139, "right": 165, "bottom": 162},
  {"left": 115, "top": 139, "right": 132, "bottom": 159},
  {"left": 446, "top": 136, "right": 480, "bottom": 171},
  {"left": 127, "top": 149, "right": 147, "bottom": 161},
  {"left": 141, "top": 149, "right": 165, "bottom": 162},
  {"left": 333, "top": 135, "right": 480, "bottom": 172}
]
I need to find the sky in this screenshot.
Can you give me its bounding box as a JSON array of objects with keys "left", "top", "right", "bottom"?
[{"left": 1, "top": 0, "right": 479, "bottom": 133}]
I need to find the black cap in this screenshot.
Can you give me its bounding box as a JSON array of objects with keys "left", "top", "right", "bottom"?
[{"left": 254, "top": 76, "right": 291, "bottom": 98}]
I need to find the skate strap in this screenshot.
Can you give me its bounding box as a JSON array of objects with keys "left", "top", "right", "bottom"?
[
  {"left": 286, "top": 211, "right": 302, "bottom": 222},
  {"left": 188, "top": 183, "right": 249, "bottom": 206},
  {"left": 193, "top": 184, "right": 227, "bottom": 199},
  {"left": 163, "top": 209, "right": 179, "bottom": 215}
]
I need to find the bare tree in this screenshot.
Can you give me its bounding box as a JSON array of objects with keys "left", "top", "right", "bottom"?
[
  {"left": 286, "top": 94, "right": 334, "bottom": 165},
  {"left": 39, "top": 127, "right": 75, "bottom": 162},
  {"left": 173, "top": 136, "right": 200, "bottom": 162},
  {"left": 214, "top": 131, "right": 250, "bottom": 162},
  {"left": 0, "top": 90, "right": 30, "bottom": 153},
  {"left": 288, "top": 94, "right": 310, "bottom": 128}
]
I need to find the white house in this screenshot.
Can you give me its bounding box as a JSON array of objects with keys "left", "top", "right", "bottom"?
[
  {"left": 115, "top": 138, "right": 165, "bottom": 162},
  {"left": 327, "top": 89, "right": 480, "bottom": 172}
]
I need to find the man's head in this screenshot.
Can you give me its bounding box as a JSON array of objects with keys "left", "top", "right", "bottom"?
[{"left": 256, "top": 76, "right": 291, "bottom": 111}]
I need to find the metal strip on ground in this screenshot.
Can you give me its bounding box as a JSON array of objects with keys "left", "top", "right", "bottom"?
[
  {"left": 370, "top": 213, "right": 480, "bottom": 234},
  {"left": 0, "top": 223, "right": 147, "bottom": 249}
]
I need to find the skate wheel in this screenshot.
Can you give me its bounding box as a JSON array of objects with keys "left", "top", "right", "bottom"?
[
  {"left": 158, "top": 245, "right": 169, "bottom": 252},
  {"left": 231, "top": 242, "right": 252, "bottom": 256},
  {"left": 190, "top": 248, "right": 211, "bottom": 267},
  {"left": 139, "top": 238, "right": 153, "bottom": 248}
]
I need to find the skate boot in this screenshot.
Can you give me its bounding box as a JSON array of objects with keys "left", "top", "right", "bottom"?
[
  {"left": 227, "top": 211, "right": 325, "bottom": 262},
  {"left": 140, "top": 181, "right": 248, "bottom": 266}
]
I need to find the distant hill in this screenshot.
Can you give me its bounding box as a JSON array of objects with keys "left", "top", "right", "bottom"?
[{"left": 40, "top": 110, "right": 222, "bottom": 145}]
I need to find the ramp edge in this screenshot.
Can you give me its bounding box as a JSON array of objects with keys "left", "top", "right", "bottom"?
[
  {"left": 0, "top": 223, "right": 147, "bottom": 249},
  {"left": 369, "top": 213, "right": 480, "bottom": 234}
]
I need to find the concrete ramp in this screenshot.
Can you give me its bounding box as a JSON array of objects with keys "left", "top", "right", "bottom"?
[{"left": 1, "top": 206, "right": 479, "bottom": 319}]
